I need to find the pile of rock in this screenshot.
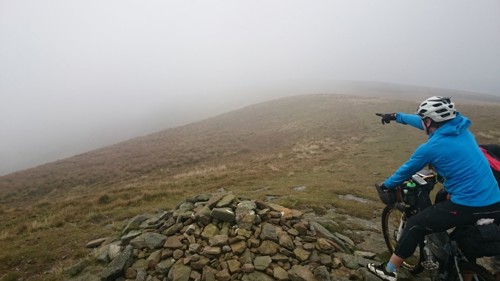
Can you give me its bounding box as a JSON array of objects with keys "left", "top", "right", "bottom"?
[{"left": 82, "top": 190, "right": 374, "bottom": 281}]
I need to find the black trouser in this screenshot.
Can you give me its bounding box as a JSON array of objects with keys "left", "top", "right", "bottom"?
[{"left": 395, "top": 200, "right": 500, "bottom": 259}]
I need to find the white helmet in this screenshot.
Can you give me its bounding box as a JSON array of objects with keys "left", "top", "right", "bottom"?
[{"left": 416, "top": 96, "right": 456, "bottom": 122}]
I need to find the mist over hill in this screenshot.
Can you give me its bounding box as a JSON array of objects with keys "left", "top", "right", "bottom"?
[
  {"left": 324, "top": 81, "right": 500, "bottom": 103},
  {"left": 1, "top": 94, "right": 370, "bottom": 197},
  {"left": 2, "top": 81, "right": 499, "bottom": 178},
  {"left": 1, "top": 90, "right": 499, "bottom": 205}
]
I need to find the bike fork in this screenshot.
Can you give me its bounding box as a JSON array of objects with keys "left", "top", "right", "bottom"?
[{"left": 396, "top": 213, "right": 406, "bottom": 241}]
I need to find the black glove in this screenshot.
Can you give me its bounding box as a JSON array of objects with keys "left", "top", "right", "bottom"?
[
  {"left": 376, "top": 182, "right": 388, "bottom": 191},
  {"left": 375, "top": 113, "right": 396, "bottom": 125},
  {"left": 375, "top": 182, "right": 397, "bottom": 205}
]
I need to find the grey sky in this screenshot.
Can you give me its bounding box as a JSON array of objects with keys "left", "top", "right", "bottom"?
[{"left": 1, "top": 0, "right": 500, "bottom": 175}]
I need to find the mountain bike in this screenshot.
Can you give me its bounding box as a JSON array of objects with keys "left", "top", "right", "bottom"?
[{"left": 377, "top": 168, "right": 496, "bottom": 281}]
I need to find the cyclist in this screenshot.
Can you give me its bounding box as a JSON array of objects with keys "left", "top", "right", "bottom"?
[{"left": 367, "top": 96, "right": 500, "bottom": 281}]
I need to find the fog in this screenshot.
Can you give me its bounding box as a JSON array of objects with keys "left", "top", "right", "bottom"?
[{"left": 1, "top": 1, "right": 500, "bottom": 175}]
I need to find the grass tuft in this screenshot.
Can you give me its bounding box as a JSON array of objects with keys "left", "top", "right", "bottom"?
[{"left": 97, "top": 194, "right": 111, "bottom": 205}]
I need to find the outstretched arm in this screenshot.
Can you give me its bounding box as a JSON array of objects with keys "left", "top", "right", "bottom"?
[
  {"left": 375, "top": 112, "right": 423, "bottom": 130},
  {"left": 395, "top": 112, "right": 424, "bottom": 130},
  {"left": 375, "top": 112, "right": 424, "bottom": 130}
]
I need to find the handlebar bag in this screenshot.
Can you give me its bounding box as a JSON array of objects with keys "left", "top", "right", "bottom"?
[{"left": 375, "top": 184, "right": 401, "bottom": 205}]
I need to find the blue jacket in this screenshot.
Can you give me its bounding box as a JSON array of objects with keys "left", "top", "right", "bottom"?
[{"left": 384, "top": 112, "right": 500, "bottom": 207}]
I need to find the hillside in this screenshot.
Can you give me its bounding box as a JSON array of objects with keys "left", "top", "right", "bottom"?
[
  {"left": 1, "top": 94, "right": 500, "bottom": 280},
  {"left": 0, "top": 94, "right": 412, "bottom": 203}
]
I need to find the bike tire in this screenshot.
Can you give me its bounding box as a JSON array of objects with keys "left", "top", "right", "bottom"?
[
  {"left": 447, "top": 262, "right": 496, "bottom": 281},
  {"left": 381, "top": 204, "right": 425, "bottom": 275}
]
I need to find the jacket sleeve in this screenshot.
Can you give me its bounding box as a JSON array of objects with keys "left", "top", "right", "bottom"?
[
  {"left": 396, "top": 112, "right": 424, "bottom": 130},
  {"left": 384, "top": 143, "right": 430, "bottom": 188}
]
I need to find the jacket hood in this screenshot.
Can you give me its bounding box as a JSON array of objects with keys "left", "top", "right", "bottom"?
[{"left": 434, "top": 112, "right": 470, "bottom": 136}]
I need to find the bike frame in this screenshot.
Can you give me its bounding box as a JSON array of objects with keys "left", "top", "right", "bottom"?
[{"left": 385, "top": 171, "right": 495, "bottom": 281}]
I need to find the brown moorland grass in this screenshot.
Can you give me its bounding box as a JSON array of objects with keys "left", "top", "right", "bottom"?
[{"left": 0, "top": 93, "right": 499, "bottom": 280}]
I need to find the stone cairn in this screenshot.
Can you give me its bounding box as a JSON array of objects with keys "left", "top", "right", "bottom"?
[{"left": 83, "top": 191, "right": 372, "bottom": 281}]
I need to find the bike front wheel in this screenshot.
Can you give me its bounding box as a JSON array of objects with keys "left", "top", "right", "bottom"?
[{"left": 381, "top": 204, "right": 424, "bottom": 275}]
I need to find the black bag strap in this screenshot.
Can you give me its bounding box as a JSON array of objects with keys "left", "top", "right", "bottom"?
[{"left": 480, "top": 144, "right": 500, "bottom": 161}]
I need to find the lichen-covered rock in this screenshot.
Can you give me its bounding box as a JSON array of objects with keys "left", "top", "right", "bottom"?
[
  {"left": 100, "top": 245, "right": 133, "bottom": 281},
  {"left": 288, "top": 265, "right": 318, "bottom": 281}
]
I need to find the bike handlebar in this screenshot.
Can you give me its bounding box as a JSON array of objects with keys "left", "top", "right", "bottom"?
[{"left": 375, "top": 171, "right": 437, "bottom": 206}]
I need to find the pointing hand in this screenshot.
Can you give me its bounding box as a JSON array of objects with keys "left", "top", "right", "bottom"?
[{"left": 375, "top": 113, "right": 396, "bottom": 125}]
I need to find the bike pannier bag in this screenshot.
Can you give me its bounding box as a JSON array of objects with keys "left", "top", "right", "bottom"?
[{"left": 452, "top": 223, "right": 500, "bottom": 258}]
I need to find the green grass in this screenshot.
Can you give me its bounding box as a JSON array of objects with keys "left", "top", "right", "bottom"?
[{"left": 1, "top": 94, "right": 499, "bottom": 280}]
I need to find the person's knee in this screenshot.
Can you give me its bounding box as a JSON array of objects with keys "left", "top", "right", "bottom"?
[{"left": 405, "top": 218, "right": 427, "bottom": 233}]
